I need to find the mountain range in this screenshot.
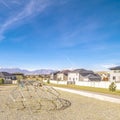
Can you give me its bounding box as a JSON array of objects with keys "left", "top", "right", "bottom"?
[{"left": 0, "top": 68, "right": 56, "bottom": 75}]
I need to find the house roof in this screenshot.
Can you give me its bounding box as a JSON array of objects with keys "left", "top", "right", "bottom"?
[
  {"left": 86, "top": 73, "right": 100, "bottom": 78},
  {"left": 85, "top": 73, "right": 101, "bottom": 81},
  {"left": 109, "top": 66, "right": 120, "bottom": 70},
  {"left": 52, "top": 70, "right": 71, "bottom": 76},
  {"left": 12, "top": 73, "right": 24, "bottom": 76},
  {"left": 80, "top": 73, "right": 90, "bottom": 76},
  {"left": 0, "top": 72, "right": 13, "bottom": 77},
  {"left": 60, "top": 70, "right": 71, "bottom": 75},
  {"left": 68, "top": 69, "right": 101, "bottom": 81},
  {"left": 71, "top": 69, "right": 94, "bottom": 74},
  {"left": 52, "top": 71, "right": 60, "bottom": 75}
]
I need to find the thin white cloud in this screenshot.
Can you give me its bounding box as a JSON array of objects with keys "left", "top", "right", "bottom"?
[
  {"left": 0, "top": 0, "right": 10, "bottom": 9},
  {"left": 0, "top": 0, "right": 51, "bottom": 41},
  {"left": 57, "top": 20, "right": 112, "bottom": 49},
  {"left": 11, "top": 0, "right": 21, "bottom": 5},
  {"left": 55, "top": 17, "right": 107, "bottom": 47}
]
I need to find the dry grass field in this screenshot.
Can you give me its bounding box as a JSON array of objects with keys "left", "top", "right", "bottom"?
[{"left": 0, "top": 85, "right": 120, "bottom": 120}]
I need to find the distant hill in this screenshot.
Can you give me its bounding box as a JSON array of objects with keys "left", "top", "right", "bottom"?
[{"left": 0, "top": 68, "right": 56, "bottom": 75}]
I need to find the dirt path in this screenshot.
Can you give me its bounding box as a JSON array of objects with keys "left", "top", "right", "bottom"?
[{"left": 54, "top": 87, "right": 120, "bottom": 104}]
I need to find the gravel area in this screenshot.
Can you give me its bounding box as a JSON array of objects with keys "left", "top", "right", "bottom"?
[{"left": 0, "top": 85, "right": 120, "bottom": 120}]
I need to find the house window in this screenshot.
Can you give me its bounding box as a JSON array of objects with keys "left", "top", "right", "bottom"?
[
  {"left": 114, "top": 70, "right": 120, "bottom": 73},
  {"left": 113, "top": 76, "right": 116, "bottom": 80}
]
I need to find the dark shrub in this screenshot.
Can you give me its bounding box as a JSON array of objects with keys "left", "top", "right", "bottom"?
[
  {"left": 0, "top": 78, "right": 4, "bottom": 84},
  {"left": 109, "top": 82, "right": 117, "bottom": 92}
]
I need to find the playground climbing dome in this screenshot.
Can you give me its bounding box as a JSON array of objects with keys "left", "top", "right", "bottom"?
[{"left": 0, "top": 80, "right": 71, "bottom": 119}]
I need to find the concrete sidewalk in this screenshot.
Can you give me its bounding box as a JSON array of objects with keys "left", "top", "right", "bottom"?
[{"left": 54, "top": 87, "right": 120, "bottom": 104}]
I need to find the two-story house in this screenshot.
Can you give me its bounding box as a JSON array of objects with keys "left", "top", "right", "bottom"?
[
  {"left": 57, "top": 70, "right": 70, "bottom": 81},
  {"left": 68, "top": 69, "right": 101, "bottom": 82},
  {"left": 109, "top": 66, "right": 120, "bottom": 82},
  {"left": 50, "top": 71, "right": 60, "bottom": 80}
]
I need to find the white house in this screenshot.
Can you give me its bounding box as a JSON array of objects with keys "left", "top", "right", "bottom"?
[
  {"left": 68, "top": 69, "right": 101, "bottom": 83},
  {"left": 109, "top": 66, "right": 120, "bottom": 82},
  {"left": 0, "top": 72, "right": 16, "bottom": 84},
  {"left": 68, "top": 72, "right": 79, "bottom": 81}
]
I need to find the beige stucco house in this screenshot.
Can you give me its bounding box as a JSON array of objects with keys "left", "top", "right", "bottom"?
[
  {"left": 50, "top": 70, "right": 70, "bottom": 81},
  {"left": 57, "top": 70, "right": 70, "bottom": 81}
]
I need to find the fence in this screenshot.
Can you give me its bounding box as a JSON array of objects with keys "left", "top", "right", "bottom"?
[
  {"left": 4, "top": 79, "right": 12, "bottom": 84},
  {"left": 48, "top": 80, "right": 120, "bottom": 90},
  {"left": 48, "top": 80, "right": 67, "bottom": 85}
]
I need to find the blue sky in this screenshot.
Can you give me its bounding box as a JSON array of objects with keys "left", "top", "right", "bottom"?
[{"left": 0, "top": 0, "right": 120, "bottom": 71}]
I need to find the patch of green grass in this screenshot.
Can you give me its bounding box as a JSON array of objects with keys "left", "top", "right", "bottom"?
[{"left": 46, "top": 83, "right": 120, "bottom": 96}]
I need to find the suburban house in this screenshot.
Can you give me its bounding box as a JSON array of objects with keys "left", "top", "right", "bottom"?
[
  {"left": 50, "top": 71, "right": 60, "bottom": 80},
  {"left": 109, "top": 66, "right": 120, "bottom": 82},
  {"left": 57, "top": 70, "right": 71, "bottom": 81},
  {"left": 0, "top": 72, "right": 16, "bottom": 84},
  {"left": 12, "top": 73, "right": 25, "bottom": 80},
  {"left": 68, "top": 69, "right": 101, "bottom": 82},
  {"left": 96, "top": 71, "right": 109, "bottom": 81}
]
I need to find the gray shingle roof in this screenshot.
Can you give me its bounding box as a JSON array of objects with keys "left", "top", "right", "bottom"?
[
  {"left": 109, "top": 66, "right": 120, "bottom": 70},
  {"left": 71, "top": 69, "right": 94, "bottom": 74},
  {"left": 70, "top": 69, "right": 101, "bottom": 81},
  {"left": 84, "top": 73, "right": 101, "bottom": 81},
  {"left": 0, "top": 72, "right": 13, "bottom": 77}
]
